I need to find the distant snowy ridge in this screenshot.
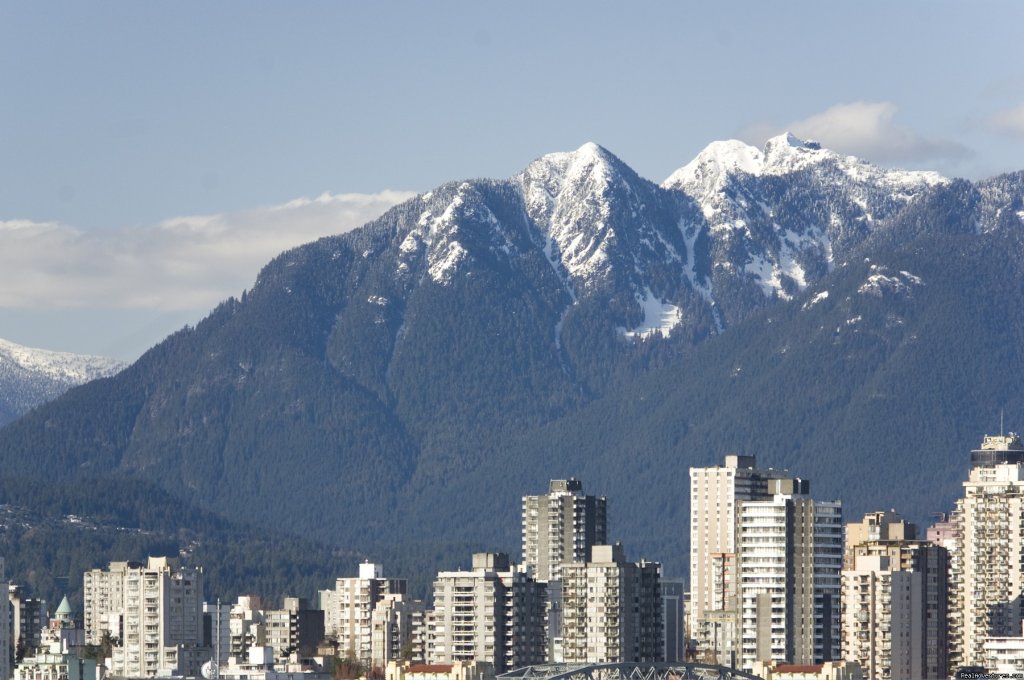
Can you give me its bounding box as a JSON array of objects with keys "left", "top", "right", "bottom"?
[
  {"left": 0, "top": 338, "right": 125, "bottom": 425},
  {"left": 0, "top": 337, "right": 124, "bottom": 383}
]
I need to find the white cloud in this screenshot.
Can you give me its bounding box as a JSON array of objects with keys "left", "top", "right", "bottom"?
[
  {"left": 0, "top": 190, "right": 416, "bottom": 311},
  {"left": 988, "top": 103, "right": 1024, "bottom": 137},
  {"left": 743, "top": 101, "right": 971, "bottom": 166}
]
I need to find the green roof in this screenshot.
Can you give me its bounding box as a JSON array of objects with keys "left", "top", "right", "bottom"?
[{"left": 55, "top": 595, "right": 73, "bottom": 616}]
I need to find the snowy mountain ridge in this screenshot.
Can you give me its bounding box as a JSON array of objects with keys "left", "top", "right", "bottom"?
[
  {"left": 354, "top": 132, "right": 1018, "bottom": 347},
  {"left": 664, "top": 132, "right": 946, "bottom": 195},
  {"left": 0, "top": 338, "right": 124, "bottom": 425},
  {"left": 0, "top": 337, "right": 123, "bottom": 383}
]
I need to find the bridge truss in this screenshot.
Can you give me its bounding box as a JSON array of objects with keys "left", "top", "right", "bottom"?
[{"left": 499, "top": 662, "right": 763, "bottom": 680}]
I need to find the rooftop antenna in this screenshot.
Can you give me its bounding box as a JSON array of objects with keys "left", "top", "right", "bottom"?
[{"left": 1002, "top": 408, "right": 1005, "bottom": 437}]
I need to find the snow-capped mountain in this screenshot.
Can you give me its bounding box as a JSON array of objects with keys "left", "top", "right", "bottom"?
[
  {"left": 661, "top": 133, "right": 948, "bottom": 320},
  {"left": 368, "top": 132, "right": 966, "bottom": 348},
  {"left": 3, "top": 132, "right": 1024, "bottom": 583},
  {"left": 0, "top": 338, "right": 124, "bottom": 425}
]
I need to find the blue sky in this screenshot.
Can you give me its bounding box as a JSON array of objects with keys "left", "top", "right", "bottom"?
[{"left": 2, "top": 2, "right": 1024, "bottom": 358}]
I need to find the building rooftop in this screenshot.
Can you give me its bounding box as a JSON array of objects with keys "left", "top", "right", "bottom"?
[
  {"left": 55, "top": 595, "right": 73, "bottom": 616},
  {"left": 971, "top": 433, "right": 1024, "bottom": 468}
]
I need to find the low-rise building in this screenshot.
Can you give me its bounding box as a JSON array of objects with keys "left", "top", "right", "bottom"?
[{"left": 751, "top": 660, "right": 864, "bottom": 680}]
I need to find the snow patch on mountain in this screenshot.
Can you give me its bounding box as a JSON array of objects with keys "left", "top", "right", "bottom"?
[
  {"left": 746, "top": 254, "right": 790, "bottom": 300},
  {"left": 858, "top": 266, "right": 923, "bottom": 297},
  {"left": 680, "top": 218, "right": 712, "bottom": 304},
  {"left": 803, "top": 290, "right": 830, "bottom": 309},
  {"left": 429, "top": 241, "right": 469, "bottom": 284},
  {"left": 619, "top": 288, "right": 682, "bottom": 340}
]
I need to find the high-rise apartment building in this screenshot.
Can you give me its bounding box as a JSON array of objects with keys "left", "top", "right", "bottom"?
[
  {"left": 737, "top": 478, "right": 842, "bottom": 671},
  {"left": 689, "top": 454, "right": 786, "bottom": 664},
  {"left": 560, "top": 544, "right": 662, "bottom": 664},
  {"left": 843, "top": 555, "right": 922, "bottom": 680},
  {"left": 9, "top": 585, "right": 47, "bottom": 662},
  {"left": 319, "top": 563, "right": 407, "bottom": 667},
  {"left": 843, "top": 511, "right": 949, "bottom": 680},
  {"left": 426, "top": 552, "right": 546, "bottom": 674},
  {"left": 370, "top": 594, "right": 423, "bottom": 670},
  {"left": 263, "top": 597, "right": 324, "bottom": 663},
  {"left": 83, "top": 556, "right": 205, "bottom": 677},
  {"left": 522, "top": 479, "right": 607, "bottom": 583},
  {"left": 950, "top": 433, "right": 1024, "bottom": 668},
  {"left": 661, "top": 578, "right": 686, "bottom": 663}
]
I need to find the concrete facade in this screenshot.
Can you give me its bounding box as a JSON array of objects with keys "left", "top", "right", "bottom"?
[
  {"left": 737, "top": 479, "right": 842, "bottom": 671},
  {"left": 522, "top": 479, "right": 607, "bottom": 584},
  {"left": 983, "top": 620, "right": 1024, "bottom": 675},
  {"left": 842, "top": 555, "right": 921, "bottom": 680},
  {"left": 9, "top": 586, "right": 47, "bottom": 663},
  {"left": 319, "top": 563, "right": 407, "bottom": 667},
  {"left": 950, "top": 434, "right": 1024, "bottom": 668},
  {"left": 425, "top": 552, "right": 546, "bottom": 674},
  {"left": 842, "top": 512, "right": 949, "bottom": 680},
  {"left": 689, "top": 455, "right": 786, "bottom": 664},
  {"left": 661, "top": 578, "right": 686, "bottom": 663},
  {"left": 371, "top": 594, "right": 424, "bottom": 670},
  {"left": 83, "top": 556, "right": 205, "bottom": 677},
  {"left": 560, "top": 544, "right": 662, "bottom": 664}
]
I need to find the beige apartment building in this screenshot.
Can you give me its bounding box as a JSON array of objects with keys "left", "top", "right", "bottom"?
[
  {"left": 82, "top": 556, "right": 204, "bottom": 677},
  {"left": 560, "top": 544, "right": 661, "bottom": 664},
  {"left": 370, "top": 593, "right": 424, "bottom": 669},
  {"left": 319, "top": 563, "right": 407, "bottom": 667},
  {"left": 425, "top": 552, "right": 546, "bottom": 674},
  {"left": 521, "top": 479, "right": 607, "bottom": 583},
  {"left": 842, "top": 555, "right": 921, "bottom": 680},
  {"left": 737, "top": 478, "right": 842, "bottom": 671},
  {"left": 950, "top": 433, "right": 1024, "bottom": 668},
  {"left": 689, "top": 454, "right": 786, "bottom": 665},
  {"left": 843, "top": 511, "right": 948, "bottom": 680}
]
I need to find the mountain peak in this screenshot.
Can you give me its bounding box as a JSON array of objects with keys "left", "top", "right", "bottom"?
[
  {"left": 574, "top": 140, "right": 606, "bottom": 157},
  {"left": 662, "top": 139, "right": 764, "bottom": 190},
  {"left": 766, "top": 131, "right": 818, "bottom": 150},
  {"left": 526, "top": 142, "right": 624, "bottom": 184},
  {"left": 761, "top": 131, "right": 831, "bottom": 172},
  {"left": 663, "top": 132, "right": 828, "bottom": 191}
]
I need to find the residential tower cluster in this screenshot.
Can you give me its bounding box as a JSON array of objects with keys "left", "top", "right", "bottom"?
[{"left": 2, "top": 433, "right": 1024, "bottom": 680}]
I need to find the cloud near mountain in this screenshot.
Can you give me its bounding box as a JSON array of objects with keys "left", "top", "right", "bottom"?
[
  {"left": 989, "top": 102, "right": 1024, "bottom": 137},
  {"left": 0, "top": 190, "right": 415, "bottom": 311},
  {"left": 743, "top": 101, "right": 971, "bottom": 169}
]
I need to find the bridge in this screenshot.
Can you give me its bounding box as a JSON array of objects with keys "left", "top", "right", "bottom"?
[{"left": 499, "top": 662, "right": 764, "bottom": 680}]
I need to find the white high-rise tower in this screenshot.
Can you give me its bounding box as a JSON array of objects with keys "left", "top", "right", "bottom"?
[{"left": 950, "top": 433, "right": 1024, "bottom": 668}]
